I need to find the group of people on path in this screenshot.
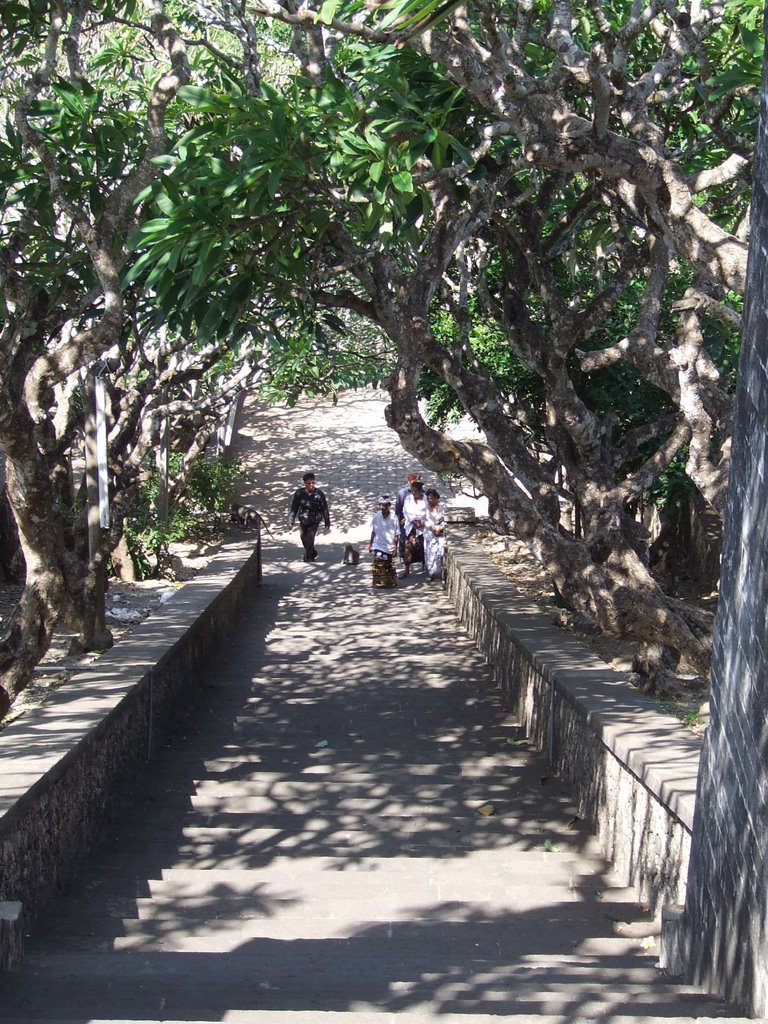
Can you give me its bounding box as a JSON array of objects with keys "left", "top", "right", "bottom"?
[
  {"left": 367, "top": 472, "right": 446, "bottom": 588},
  {"left": 287, "top": 469, "right": 445, "bottom": 588}
]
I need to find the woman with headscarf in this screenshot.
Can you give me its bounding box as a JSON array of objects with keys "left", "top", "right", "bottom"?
[
  {"left": 401, "top": 479, "right": 427, "bottom": 577},
  {"left": 423, "top": 488, "right": 445, "bottom": 581}
]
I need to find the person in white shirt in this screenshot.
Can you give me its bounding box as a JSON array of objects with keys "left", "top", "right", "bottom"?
[
  {"left": 401, "top": 480, "right": 427, "bottom": 577},
  {"left": 369, "top": 495, "right": 398, "bottom": 588},
  {"left": 424, "top": 488, "right": 446, "bottom": 581}
]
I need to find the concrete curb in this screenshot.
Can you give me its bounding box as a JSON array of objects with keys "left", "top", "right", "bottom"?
[
  {"left": 0, "top": 534, "right": 261, "bottom": 966},
  {"left": 445, "top": 527, "right": 700, "bottom": 917}
]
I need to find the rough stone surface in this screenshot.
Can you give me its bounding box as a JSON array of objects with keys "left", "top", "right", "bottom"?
[{"left": 673, "top": 53, "right": 768, "bottom": 1020}]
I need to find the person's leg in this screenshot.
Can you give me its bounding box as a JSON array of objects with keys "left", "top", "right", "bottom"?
[
  {"left": 402, "top": 531, "right": 413, "bottom": 576},
  {"left": 300, "top": 524, "right": 317, "bottom": 561},
  {"left": 414, "top": 533, "right": 425, "bottom": 571},
  {"left": 307, "top": 523, "right": 319, "bottom": 560},
  {"left": 372, "top": 552, "right": 387, "bottom": 587},
  {"left": 386, "top": 556, "right": 398, "bottom": 588}
]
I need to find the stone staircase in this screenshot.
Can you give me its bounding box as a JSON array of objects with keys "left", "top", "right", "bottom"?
[{"left": 0, "top": 547, "right": 748, "bottom": 1022}]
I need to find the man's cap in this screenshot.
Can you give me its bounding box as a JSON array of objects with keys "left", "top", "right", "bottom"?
[
  {"left": 410, "top": 479, "right": 425, "bottom": 490},
  {"left": 302, "top": 472, "right": 316, "bottom": 482},
  {"left": 378, "top": 495, "right": 392, "bottom": 505}
]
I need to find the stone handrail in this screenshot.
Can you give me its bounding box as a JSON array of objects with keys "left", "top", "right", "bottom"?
[
  {"left": 0, "top": 534, "right": 261, "bottom": 969},
  {"left": 445, "top": 527, "right": 702, "bottom": 917}
]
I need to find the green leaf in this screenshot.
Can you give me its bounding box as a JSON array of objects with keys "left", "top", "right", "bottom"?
[
  {"left": 267, "top": 166, "right": 282, "bottom": 198},
  {"left": 318, "top": 0, "right": 339, "bottom": 24},
  {"left": 740, "top": 25, "right": 764, "bottom": 57},
  {"left": 178, "top": 85, "right": 231, "bottom": 112},
  {"left": 392, "top": 170, "right": 414, "bottom": 193},
  {"left": 369, "top": 160, "right": 386, "bottom": 184}
]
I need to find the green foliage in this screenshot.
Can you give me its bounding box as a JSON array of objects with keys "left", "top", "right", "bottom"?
[
  {"left": 187, "top": 455, "right": 242, "bottom": 515},
  {"left": 706, "top": 0, "right": 764, "bottom": 101},
  {"left": 646, "top": 452, "right": 696, "bottom": 511},
  {"left": 420, "top": 307, "right": 544, "bottom": 432},
  {"left": 128, "top": 49, "right": 480, "bottom": 342},
  {"left": 123, "top": 454, "right": 241, "bottom": 579}
]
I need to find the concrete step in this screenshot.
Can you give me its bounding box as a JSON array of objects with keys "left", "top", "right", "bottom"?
[
  {"left": 74, "top": 850, "right": 610, "bottom": 890},
  {"left": 184, "top": 793, "right": 585, "bottom": 817},
  {"left": 35, "top": 902, "right": 656, "bottom": 947},
  {"left": 179, "top": 758, "right": 535, "bottom": 779},
  {"left": 115, "top": 809, "right": 598, "bottom": 840},
  {"left": 84, "top": 825, "right": 605, "bottom": 870},
  {"left": 178, "top": 776, "right": 555, "bottom": 799},
  {"left": 46, "top": 886, "right": 650, "bottom": 917},
  {"left": 81, "top": 835, "right": 600, "bottom": 869},
  {"left": 0, "top": 949, "right": 738, "bottom": 1019},
  {"left": 136, "top": 800, "right": 584, "bottom": 831},
  {"left": 147, "top": 775, "right": 572, "bottom": 808},
  {"left": 0, "top": 1016, "right": 752, "bottom": 1024}
]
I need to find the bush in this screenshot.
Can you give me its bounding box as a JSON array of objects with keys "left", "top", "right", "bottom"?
[{"left": 122, "top": 454, "right": 242, "bottom": 579}]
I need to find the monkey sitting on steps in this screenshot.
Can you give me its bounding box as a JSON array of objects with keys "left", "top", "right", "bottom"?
[{"left": 342, "top": 542, "right": 361, "bottom": 565}]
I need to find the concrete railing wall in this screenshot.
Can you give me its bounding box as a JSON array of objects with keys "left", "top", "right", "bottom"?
[
  {"left": 0, "top": 534, "right": 261, "bottom": 967},
  {"left": 445, "top": 528, "right": 703, "bottom": 916}
]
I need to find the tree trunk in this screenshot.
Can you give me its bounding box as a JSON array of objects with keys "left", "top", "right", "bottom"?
[
  {"left": 384, "top": 320, "right": 713, "bottom": 677},
  {"left": 0, "top": 436, "right": 81, "bottom": 717}
]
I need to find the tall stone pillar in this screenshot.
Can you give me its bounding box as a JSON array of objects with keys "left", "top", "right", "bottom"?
[{"left": 676, "top": 33, "right": 768, "bottom": 1017}]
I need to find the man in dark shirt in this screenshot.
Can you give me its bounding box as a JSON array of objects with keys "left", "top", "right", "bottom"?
[{"left": 288, "top": 472, "right": 331, "bottom": 562}]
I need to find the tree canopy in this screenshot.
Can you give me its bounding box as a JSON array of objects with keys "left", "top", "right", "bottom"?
[{"left": 0, "top": 0, "right": 762, "bottom": 710}]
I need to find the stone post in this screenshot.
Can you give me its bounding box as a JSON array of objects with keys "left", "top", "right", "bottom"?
[
  {"left": 84, "top": 372, "right": 114, "bottom": 652},
  {"left": 0, "top": 901, "right": 23, "bottom": 971},
  {"left": 669, "top": 33, "right": 768, "bottom": 1017}
]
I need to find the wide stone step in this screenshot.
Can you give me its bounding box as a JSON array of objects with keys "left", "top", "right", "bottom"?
[
  {"left": 42, "top": 879, "right": 650, "bottom": 923},
  {"left": 0, "top": 950, "right": 738, "bottom": 1020},
  {"left": 184, "top": 793, "right": 584, "bottom": 817},
  {"left": 178, "top": 758, "right": 535, "bottom": 780},
  {"left": 183, "top": 776, "right": 550, "bottom": 798},
  {"left": 76, "top": 848, "right": 608, "bottom": 887},
  {"left": 138, "top": 799, "right": 584, "bottom": 830},
  {"left": 0, "top": 1016, "right": 752, "bottom": 1024},
  {"left": 84, "top": 826, "right": 605, "bottom": 871},
  {"left": 35, "top": 900, "right": 654, "bottom": 945}
]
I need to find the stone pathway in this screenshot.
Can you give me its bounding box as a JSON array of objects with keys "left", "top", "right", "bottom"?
[{"left": 0, "top": 392, "right": 747, "bottom": 1022}]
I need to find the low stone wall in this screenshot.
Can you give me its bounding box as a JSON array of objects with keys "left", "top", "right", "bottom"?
[
  {"left": 0, "top": 534, "right": 261, "bottom": 966},
  {"left": 446, "top": 528, "right": 702, "bottom": 916}
]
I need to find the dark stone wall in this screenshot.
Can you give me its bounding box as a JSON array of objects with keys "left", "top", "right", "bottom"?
[
  {"left": 446, "top": 530, "right": 698, "bottom": 915},
  {"left": 0, "top": 540, "right": 261, "bottom": 924},
  {"left": 679, "top": 37, "right": 768, "bottom": 1017}
]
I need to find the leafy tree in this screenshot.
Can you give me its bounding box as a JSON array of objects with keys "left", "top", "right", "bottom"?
[
  {"left": 132, "top": 0, "right": 758, "bottom": 689},
  {"left": 0, "top": 0, "right": 759, "bottom": 707},
  {"left": 0, "top": 3, "right": 197, "bottom": 715},
  {"left": 0, "top": 1, "right": 395, "bottom": 716}
]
